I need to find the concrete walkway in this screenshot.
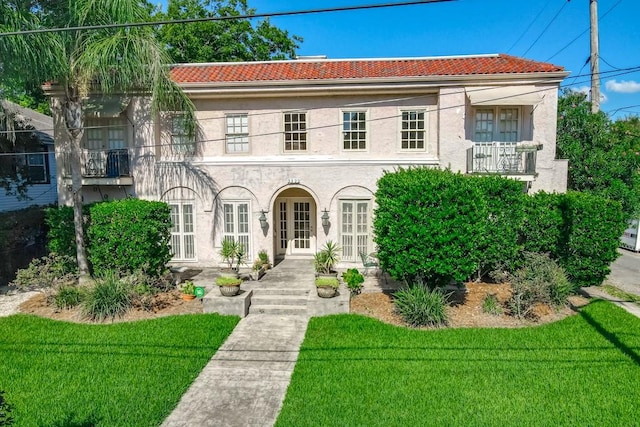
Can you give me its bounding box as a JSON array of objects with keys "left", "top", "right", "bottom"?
[{"left": 162, "top": 259, "right": 312, "bottom": 427}]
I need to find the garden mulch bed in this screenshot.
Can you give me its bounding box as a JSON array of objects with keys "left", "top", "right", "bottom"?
[
  {"left": 350, "top": 282, "right": 590, "bottom": 328},
  {"left": 19, "top": 289, "right": 203, "bottom": 324}
]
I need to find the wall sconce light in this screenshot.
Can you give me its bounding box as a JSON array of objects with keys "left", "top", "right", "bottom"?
[
  {"left": 321, "top": 209, "right": 330, "bottom": 227},
  {"left": 259, "top": 210, "right": 268, "bottom": 229}
]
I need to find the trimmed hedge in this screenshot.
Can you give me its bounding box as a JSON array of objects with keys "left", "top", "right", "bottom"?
[
  {"left": 87, "top": 199, "right": 172, "bottom": 276},
  {"left": 44, "top": 206, "right": 76, "bottom": 258},
  {"left": 374, "top": 168, "right": 523, "bottom": 286}
]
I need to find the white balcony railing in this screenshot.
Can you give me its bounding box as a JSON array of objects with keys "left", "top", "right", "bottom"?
[{"left": 466, "top": 143, "right": 538, "bottom": 175}]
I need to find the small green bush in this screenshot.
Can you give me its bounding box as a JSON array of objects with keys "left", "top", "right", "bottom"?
[
  {"left": 507, "top": 252, "right": 572, "bottom": 318},
  {"left": 315, "top": 277, "right": 340, "bottom": 289},
  {"left": 87, "top": 199, "right": 172, "bottom": 277},
  {"left": 82, "top": 272, "right": 132, "bottom": 321},
  {"left": 342, "top": 268, "right": 364, "bottom": 295},
  {"left": 393, "top": 283, "right": 449, "bottom": 327},
  {"left": 481, "top": 293, "right": 502, "bottom": 316},
  {"left": 214, "top": 277, "right": 242, "bottom": 286},
  {"left": 54, "top": 285, "right": 84, "bottom": 309},
  {"left": 11, "top": 253, "right": 77, "bottom": 298}
]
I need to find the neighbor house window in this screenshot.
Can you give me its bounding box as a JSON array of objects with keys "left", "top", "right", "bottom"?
[
  {"left": 223, "top": 201, "right": 251, "bottom": 257},
  {"left": 226, "top": 114, "right": 249, "bottom": 153},
  {"left": 400, "top": 110, "right": 425, "bottom": 150},
  {"left": 340, "top": 200, "right": 371, "bottom": 262},
  {"left": 171, "top": 115, "right": 195, "bottom": 155},
  {"left": 26, "top": 152, "right": 48, "bottom": 183},
  {"left": 343, "top": 111, "right": 367, "bottom": 150},
  {"left": 473, "top": 107, "right": 520, "bottom": 142},
  {"left": 284, "top": 112, "right": 307, "bottom": 151},
  {"left": 169, "top": 202, "right": 196, "bottom": 261}
]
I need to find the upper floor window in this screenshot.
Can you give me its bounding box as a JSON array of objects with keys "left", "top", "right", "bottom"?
[
  {"left": 401, "top": 110, "right": 425, "bottom": 150},
  {"left": 284, "top": 112, "right": 307, "bottom": 151},
  {"left": 171, "top": 115, "right": 195, "bottom": 155},
  {"left": 26, "top": 152, "right": 48, "bottom": 183},
  {"left": 473, "top": 107, "right": 520, "bottom": 143},
  {"left": 84, "top": 117, "right": 128, "bottom": 150},
  {"left": 343, "top": 111, "right": 367, "bottom": 150},
  {"left": 226, "top": 114, "right": 249, "bottom": 153}
]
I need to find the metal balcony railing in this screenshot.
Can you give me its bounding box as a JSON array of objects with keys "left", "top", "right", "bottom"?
[
  {"left": 466, "top": 143, "right": 538, "bottom": 175},
  {"left": 62, "top": 148, "right": 131, "bottom": 178}
]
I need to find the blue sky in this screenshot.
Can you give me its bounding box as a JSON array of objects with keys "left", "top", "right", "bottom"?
[{"left": 161, "top": 0, "right": 640, "bottom": 119}]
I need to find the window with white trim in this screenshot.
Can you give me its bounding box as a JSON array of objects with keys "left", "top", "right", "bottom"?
[
  {"left": 340, "top": 200, "right": 371, "bottom": 262},
  {"left": 473, "top": 107, "right": 520, "bottom": 142},
  {"left": 342, "top": 111, "right": 367, "bottom": 150},
  {"left": 84, "top": 117, "right": 128, "bottom": 150},
  {"left": 171, "top": 115, "right": 195, "bottom": 155},
  {"left": 169, "top": 202, "right": 196, "bottom": 261},
  {"left": 284, "top": 112, "right": 307, "bottom": 151},
  {"left": 226, "top": 114, "right": 249, "bottom": 153},
  {"left": 400, "top": 110, "right": 425, "bottom": 150},
  {"left": 26, "top": 152, "right": 49, "bottom": 183},
  {"left": 223, "top": 202, "right": 251, "bottom": 257}
]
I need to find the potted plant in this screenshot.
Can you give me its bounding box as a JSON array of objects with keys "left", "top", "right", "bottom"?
[
  {"left": 342, "top": 268, "right": 364, "bottom": 295},
  {"left": 219, "top": 238, "right": 246, "bottom": 278},
  {"left": 314, "top": 240, "right": 341, "bottom": 277},
  {"left": 215, "top": 276, "right": 242, "bottom": 296},
  {"left": 315, "top": 277, "right": 340, "bottom": 298},
  {"left": 252, "top": 249, "right": 271, "bottom": 280},
  {"left": 179, "top": 280, "right": 196, "bottom": 301}
]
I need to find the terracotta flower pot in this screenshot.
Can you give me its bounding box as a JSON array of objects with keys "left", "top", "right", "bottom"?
[{"left": 181, "top": 293, "right": 196, "bottom": 301}]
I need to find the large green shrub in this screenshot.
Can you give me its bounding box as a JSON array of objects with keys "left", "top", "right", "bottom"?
[
  {"left": 374, "top": 168, "right": 523, "bottom": 285},
  {"left": 44, "top": 205, "right": 76, "bottom": 258},
  {"left": 87, "top": 199, "right": 172, "bottom": 276},
  {"left": 471, "top": 175, "right": 524, "bottom": 278},
  {"left": 374, "top": 168, "right": 486, "bottom": 285},
  {"left": 521, "top": 192, "right": 564, "bottom": 256},
  {"left": 558, "top": 192, "right": 626, "bottom": 287}
]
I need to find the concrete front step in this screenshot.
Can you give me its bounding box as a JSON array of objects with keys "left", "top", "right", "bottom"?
[
  {"left": 250, "top": 304, "right": 308, "bottom": 315},
  {"left": 254, "top": 287, "right": 310, "bottom": 296},
  {"left": 251, "top": 294, "right": 308, "bottom": 306}
]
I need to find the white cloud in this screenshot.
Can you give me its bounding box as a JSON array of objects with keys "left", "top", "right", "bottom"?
[
  {"left": 605, "top": 79, "right": 640, "bottom": 93},
  {"left": 572, "top": 86, "right": 607, "bottom": 103}
]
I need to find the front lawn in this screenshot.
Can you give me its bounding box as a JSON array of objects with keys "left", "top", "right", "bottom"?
[
  {"left": 276, "top": 300, "right": 640, "bottom": 426},
  {"left": 0, "top": 314, "right": 239, "bottom": 426}
]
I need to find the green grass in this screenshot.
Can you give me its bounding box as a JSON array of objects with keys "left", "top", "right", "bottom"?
[
  {"left": 276, "top": 300, "right": 640, "bottom": 426},
  {"left": 601, "top": 284, "right": 640, "bottom": 303},
  {"left": 0, "top": 314, "right": 239, "bottom": 426}
]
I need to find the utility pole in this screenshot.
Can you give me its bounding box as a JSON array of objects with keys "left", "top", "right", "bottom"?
[{"left": 590, "top": 0, "right": 600, "bottom": 113}]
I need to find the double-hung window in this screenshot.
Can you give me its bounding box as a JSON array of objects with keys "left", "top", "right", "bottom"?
[
  {"left": 171, "top": 115, "right": 195, "bottom": 155},
  {"left": 343, "top": 111, "right": 367, "bottom": 150},
  {"left": 225, "top": 114, "right": 249, "bottom": 153},
  {"left": 400, "top": 110, "right": 425, "bottom": 150},
  {"left": 169, "top": 202, "right": 196, "bottom": 261},
  {"left": 284, "top": 112, "right": 307, "bottom": 151},
  {"left": 223, "top": 202, "right": 251, "bottom": 256},
  {"left": 26, "top": 152, "right": 48, "bottom": 183}
]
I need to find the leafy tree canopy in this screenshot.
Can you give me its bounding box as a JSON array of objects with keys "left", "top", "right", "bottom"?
[
  {"left": 153, "top": 0, "right": 302, "bottom": 63},
  {"left": 557, "top": 90, "right": 640, "bottom": 218}
]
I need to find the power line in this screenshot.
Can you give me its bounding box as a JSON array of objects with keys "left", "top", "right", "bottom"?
[
  {"left": 522, "top": 0, "right": 571, "bottom": 57},
  {"left": 506, "top": 0, "right": 554, "bottom": 54},
  {"left": 545, "top": 0, "right": 624, "bottom": 62},
  {"left": 0, "top": 0, "right": 455, "bottom": 37}
]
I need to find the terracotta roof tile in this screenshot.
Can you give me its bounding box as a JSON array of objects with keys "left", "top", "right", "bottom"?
[{"left": 170, "top": 54, "right": 564, "bottom": 84}]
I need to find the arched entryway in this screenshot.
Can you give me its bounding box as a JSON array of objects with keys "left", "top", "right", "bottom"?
[{"left": 273, "top": 188, "right": 317, "bottom": 258}]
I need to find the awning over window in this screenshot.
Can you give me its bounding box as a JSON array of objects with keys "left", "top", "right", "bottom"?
[
  {"left": 84, "top": 96, "right": 130, "bottom": 118},
  {"left": 466, "top": 86, "right": 543, "bottom": 106}
]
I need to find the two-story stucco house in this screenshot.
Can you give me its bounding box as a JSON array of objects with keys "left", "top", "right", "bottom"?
[{"left": 51, "top": 53, "right": 568, "bottom": 268}]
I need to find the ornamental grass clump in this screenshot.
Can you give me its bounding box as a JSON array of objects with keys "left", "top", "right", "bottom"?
[
  {"left": 393, "top": 282, "right": 449, "bottom": 327},
  {"left": 481, "top": 293, "right": 502, "bottom": 316},
  {"left": 54, "top": 285, "right": 84, "bottom": 309},
  {"left": 82, "top": 271, "right": 132, "bottom": 321}
]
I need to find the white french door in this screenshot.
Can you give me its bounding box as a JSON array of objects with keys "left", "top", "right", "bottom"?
[
  {"left": 276, "top": 198, "right": 316, "bottom": 256},
  {"left": 340, "top": 200, "right": 371, "bottom": 262}
]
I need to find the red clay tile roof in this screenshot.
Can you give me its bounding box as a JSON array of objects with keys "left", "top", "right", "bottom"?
[{"left": 170, "top": 54, "right": 564, "bottom": 84}]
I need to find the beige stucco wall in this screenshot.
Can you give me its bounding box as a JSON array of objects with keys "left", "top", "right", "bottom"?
[{"left": 52, "top": 80, "right": 567, "bottom": 268}]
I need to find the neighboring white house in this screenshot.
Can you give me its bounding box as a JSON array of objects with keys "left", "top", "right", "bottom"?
[
  {"left": 49, "top": 53, "right": 569, "bottom": 267},
  {"left": 0, "top": 101, "right": 57, "bottom": 212}
]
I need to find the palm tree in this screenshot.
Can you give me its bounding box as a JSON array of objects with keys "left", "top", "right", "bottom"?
[{"left": 0, "top": 0, "right": 195, "bottom": 277}]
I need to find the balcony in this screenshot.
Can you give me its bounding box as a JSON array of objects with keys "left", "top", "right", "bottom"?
[
  {"left": 62, "top": 148, "right": 133, "bottom": 186},
  {"left": 466, "top": 143, "right": 538, "bottom": 177}
]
